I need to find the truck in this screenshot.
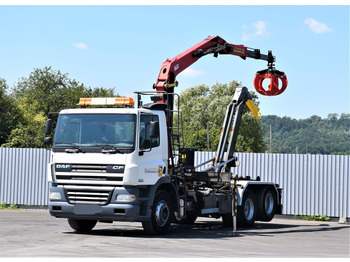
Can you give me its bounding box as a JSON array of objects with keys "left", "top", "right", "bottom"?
[{"left": 44, "top": 35, "right": 288, "bottom": 234}]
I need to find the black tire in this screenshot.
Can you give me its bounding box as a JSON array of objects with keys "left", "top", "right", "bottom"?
[
  {"left": 68, "top": 218, "right": 97, "bottom": 232},
  {"left": 237, "top": 189, "right": 257, "bottom": 227},
  {"left": 257, "top": 187, "right": 277, "bottom": 222},
  {"left": 142, "top": 191, "right": 173, "bottom": 235}
]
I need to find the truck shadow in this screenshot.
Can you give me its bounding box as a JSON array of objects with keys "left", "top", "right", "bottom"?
[{"left": 64, "top": 219, "right": 349, "bottom": 239}]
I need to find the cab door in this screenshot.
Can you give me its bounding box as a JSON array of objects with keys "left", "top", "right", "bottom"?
[{"left": 137, "top": 113, "right": 167, "bottom": 184}]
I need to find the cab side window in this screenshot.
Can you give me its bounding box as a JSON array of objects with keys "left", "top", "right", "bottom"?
[{"left": 140, "top": 115, "right": 160, "bottom": 150}]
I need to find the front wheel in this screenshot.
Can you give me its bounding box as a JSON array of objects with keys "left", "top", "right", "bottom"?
[
  {"left": 68, "top": 219, "right": 97, "bottom": 232},
  {"left": 237, "top": 189, "right": 257, "bottom": 227},
  {"left": 142, "top": 191, "right": 173, "bottom": 235}
]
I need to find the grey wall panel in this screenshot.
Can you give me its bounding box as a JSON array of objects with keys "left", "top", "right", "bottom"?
[
  {"left": 0, "top": 148, "right": 50, "bottom": 206},
  {"left": 0, "top": 148, "right": 349, "bottom": 217}
]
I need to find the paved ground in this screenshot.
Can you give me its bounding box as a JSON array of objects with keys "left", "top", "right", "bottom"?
[{"left": 0, "top": 209, "right": 349, "bottom": 258}]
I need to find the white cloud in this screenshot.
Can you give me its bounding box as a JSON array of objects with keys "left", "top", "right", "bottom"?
[
  {"left": 252, "top": 21, "right": 269, "bottom": 36},
  {"left": 304, "top": 18, "right": 333, "bottom": 34},
  {"left": 73, "top": 42, "right": 88, "bottom": 49},
  {"left": 242, "top": 21, "right": 270, "bottom": 41},
  {"left": 181, "top": 68, "right": 205, "bottom": 77}
]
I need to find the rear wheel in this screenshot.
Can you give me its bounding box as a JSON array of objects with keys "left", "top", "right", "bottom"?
[
  {"left": 68, "top": 219, "right": 97, "bottom": 232},
  {"left": 237, "top": 189, "right": 257, "bottom": 227},
  {"left": 142, "top": 191, "right": 173, "bottom": 235},
  {"left": 257, "top": 187, "right": 277, "bottom": 221}
]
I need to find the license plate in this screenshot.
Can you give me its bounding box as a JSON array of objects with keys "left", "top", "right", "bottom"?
[{"left": 73, "top": 204, "right": 102, "bottom": 215}]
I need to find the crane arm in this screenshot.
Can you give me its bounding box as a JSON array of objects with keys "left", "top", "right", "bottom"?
[{"left": 153, "top": 35, "right": 285, "bottom": 97}]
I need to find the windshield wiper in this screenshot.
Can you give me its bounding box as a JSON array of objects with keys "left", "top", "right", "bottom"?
[
  {"left": 65, "top": 147, "right": 85, "bottom": 153},
  {"left": 54, "top": 143, "right": 86, "bottom": 153},
  {"left": 94, "top": 144, "right": 124, "bottom": 154}
]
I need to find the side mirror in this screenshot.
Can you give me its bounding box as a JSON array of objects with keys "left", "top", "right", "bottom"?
[
  {"left": 149, "top": 121, "right": 159, "bottom": 139},
  {"left": 44, "top": 137, "right": 53, "bottom": 145},
  {"left": 45, "top": 119, "right": 53, "bottom": 136},
  {"left": 44, "top": 119, "right": 53, "bottom": 145}
]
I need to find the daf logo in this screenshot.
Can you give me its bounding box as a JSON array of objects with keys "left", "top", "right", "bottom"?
[{"left": 56, "top": 164, "right": 71, "bottom": 169}]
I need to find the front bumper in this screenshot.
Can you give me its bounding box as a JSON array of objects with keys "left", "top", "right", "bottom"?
[
  {"left": 49, "top": 185, "right": 149, "bottom": 222},
  {"left": 49, "top": 202, "right": 147, "bottom": 221}
]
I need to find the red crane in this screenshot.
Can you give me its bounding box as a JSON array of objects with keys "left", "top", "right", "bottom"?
[{"left": 153, "top": 35, "right": 288, "bottom": 103}]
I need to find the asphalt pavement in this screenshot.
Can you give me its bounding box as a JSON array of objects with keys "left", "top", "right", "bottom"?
[{"left": 0, "top": 209, "right": 349, "bottom": 258}]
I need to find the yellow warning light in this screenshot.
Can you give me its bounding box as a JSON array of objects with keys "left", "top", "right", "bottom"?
[{"left": 79, "top": 97, "right": 134, "bottom": 107}]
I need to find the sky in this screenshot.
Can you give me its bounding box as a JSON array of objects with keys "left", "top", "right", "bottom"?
[{"left": 0, "top": 3, "right": 349, "bottom": 119}]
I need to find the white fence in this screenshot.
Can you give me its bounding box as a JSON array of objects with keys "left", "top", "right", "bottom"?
[
  {"left": 0, "top": 148, "right": 349, "bottom": 217},
  {"left": 0, "top": 148, "right": 50, "bottom": 206},
  {"left": 196, "top": 152, "right": 349, "bottom": 218}
]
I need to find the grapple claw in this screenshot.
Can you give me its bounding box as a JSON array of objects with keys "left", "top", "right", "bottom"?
[{"left": 254, "top": 69, "right": 288, "bottom": 96}]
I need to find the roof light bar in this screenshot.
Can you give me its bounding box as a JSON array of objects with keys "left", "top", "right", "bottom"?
[{"left": 79, "top": 97, "right": 134, "bottom": 106}]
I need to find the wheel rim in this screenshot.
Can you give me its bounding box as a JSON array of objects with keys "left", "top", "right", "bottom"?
[
  {"left": 244, "top": 198, "right": 254, "bottom": 220},
  {"left": 264, "top": 192, "right": 274, "bottom": 215},
  {"left": 155, "top": 200, "right": 170, "bottom": 227}
]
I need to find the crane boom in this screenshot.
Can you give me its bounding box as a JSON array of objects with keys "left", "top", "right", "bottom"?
[{"left": 153, "top": 35, "right": 287, "bottom": 110}]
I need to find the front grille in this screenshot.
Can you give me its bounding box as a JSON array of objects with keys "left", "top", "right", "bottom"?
[
  {"left": 56, "top": 174, "right": 122, "bottom": 181},
  {"left": 65, "top": 186, "right": 113, "bottom": 205},
  {"left": 71, "top": 164, "right": 107, "bottom": 173},
  {"left": 55, "top": 163, "right": 124, "bottom": 186}
]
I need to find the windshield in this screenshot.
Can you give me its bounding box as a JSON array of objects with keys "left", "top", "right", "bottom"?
[{"left": 53, "top": 114, "right": 136, "bottom": 150}]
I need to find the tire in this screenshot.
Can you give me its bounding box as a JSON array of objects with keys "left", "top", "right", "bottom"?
[
  {"left": 142, "top": 191, "right": 173, "bottom": 235},
  {"left": 257, "top": 187, "right": 277, "bottom": 222},
  {"left": 68, "top": 219, "right": 97, "bottom": 232},
  {"left": 237, "top": 189, "right": 257, "bottom": 227}
]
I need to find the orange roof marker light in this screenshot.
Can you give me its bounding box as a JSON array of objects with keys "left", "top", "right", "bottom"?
[
  {"left": 114, "top": 97, "right": 134, "bottom": 106},
  {"left": 79, "top": 97, "right": 134, "bottom": 107}
]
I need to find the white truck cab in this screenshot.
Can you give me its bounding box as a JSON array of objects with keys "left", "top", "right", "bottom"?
[{"left": 47, "top": 98, "right": 177, "bottom": 233}]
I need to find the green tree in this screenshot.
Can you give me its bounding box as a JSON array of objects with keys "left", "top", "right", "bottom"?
[
  {"left": 260, "top": 114, "right": 350, "bottom": 155},
  {"left": 3, "top": 67, "right": 118, "bottom": 148},
  {"left": 236, "top": 114, "right": 266, "bottom": 153},
  {"left": 179, "top": 81, "right": 266, "bottom": 152},
  {"left": 2, "top": 97, "right": 46, "bottom": 148},
  {"left": 0, "top": 78, "right": 21, "bottom": 145},
  {"left": 13, "top": 66, "right": 115, "bottom": 116},
  {"left": 179, "top": 84, "right": 210, "bottom": 149}
]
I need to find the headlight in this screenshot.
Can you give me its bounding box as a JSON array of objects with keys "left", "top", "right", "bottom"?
[
  {"left": 50, "top": 192, "right": 62, "bottom": 200},
  {"left": 116, "top": 194, "right": 136, "bottom": 202},
  {"left": 48, "top": 163, "right": 57, "bottom": 184}
]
